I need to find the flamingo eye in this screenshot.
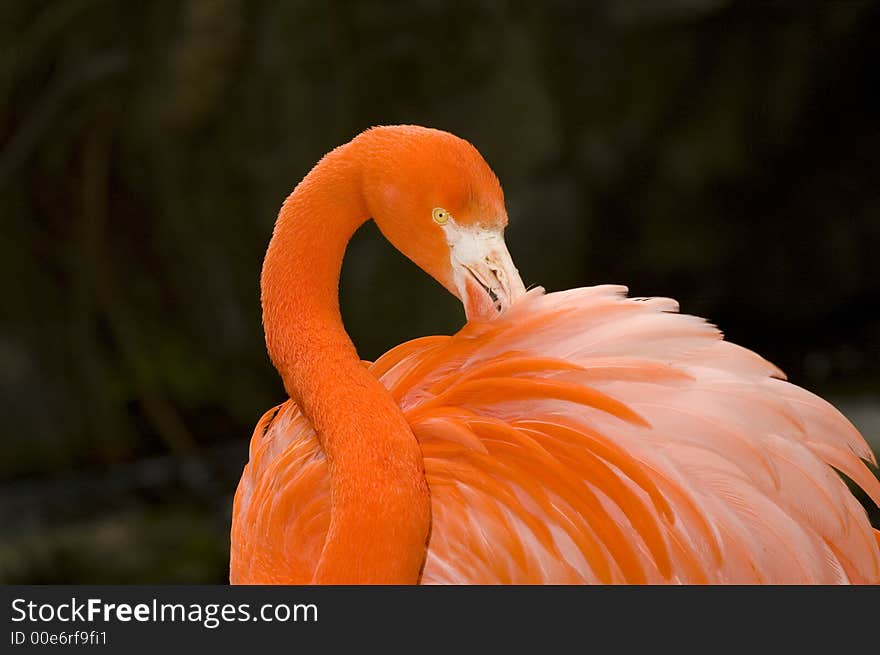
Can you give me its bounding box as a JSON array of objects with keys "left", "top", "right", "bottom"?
[{"left": 432, "top": 207, "right": 450, "bottom": 225}]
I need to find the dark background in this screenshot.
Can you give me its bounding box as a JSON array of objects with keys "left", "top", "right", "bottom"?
[{"left": 2, "top": 0, "right": 878, "bottom": 583}]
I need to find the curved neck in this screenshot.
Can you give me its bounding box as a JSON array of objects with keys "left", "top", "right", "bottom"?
[{"left": 261, "top": 142, "right": 430, "bottom": 584}]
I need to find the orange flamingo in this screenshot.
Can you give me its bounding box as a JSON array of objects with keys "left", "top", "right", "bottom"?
[{"left": 230, "top": 125, "right": 880, "bottom": 584}]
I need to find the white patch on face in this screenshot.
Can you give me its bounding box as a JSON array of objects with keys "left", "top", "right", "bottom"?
[{"left": 444, "top": 220, "right": 507, "bottom": 265}]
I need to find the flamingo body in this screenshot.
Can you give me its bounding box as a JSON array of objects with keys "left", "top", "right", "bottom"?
[{"left": 232, "top": 284, "right": 880, "bottom": 584}]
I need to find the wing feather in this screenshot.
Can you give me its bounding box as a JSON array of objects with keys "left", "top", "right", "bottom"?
[{"left": 231, "top": 286, "right": 880, "bottom": 584}]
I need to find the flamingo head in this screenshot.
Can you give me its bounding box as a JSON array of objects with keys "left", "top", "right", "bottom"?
[{"left": 360, "top": 125, "right": 526, "bottom": 321}]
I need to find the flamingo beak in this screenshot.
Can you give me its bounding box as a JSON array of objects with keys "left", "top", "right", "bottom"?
[{"left": 449, "top": 227, "right": 526, "bottom": 322}]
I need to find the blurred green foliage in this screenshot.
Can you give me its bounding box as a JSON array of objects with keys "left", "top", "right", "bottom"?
[{"left": 1, "top": 0, "right": 878, "bottom": 582}]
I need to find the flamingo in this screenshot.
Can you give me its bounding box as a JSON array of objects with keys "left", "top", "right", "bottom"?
[{"left": 230, "top": 125, "right": 880, "bottom": 584}]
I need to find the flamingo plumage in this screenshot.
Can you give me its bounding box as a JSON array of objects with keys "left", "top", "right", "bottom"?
[{"left": 230, "top": 125, "right": 880, "bottom": 584}]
